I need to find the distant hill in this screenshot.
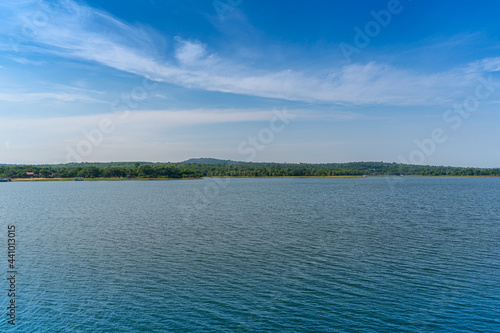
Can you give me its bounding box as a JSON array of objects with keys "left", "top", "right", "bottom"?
[
  {"left": 181, "top": 158, "right": 244, "bottom": 165},
  {"left": 35, "top": 161, "right": 160, "bottom": 169}
]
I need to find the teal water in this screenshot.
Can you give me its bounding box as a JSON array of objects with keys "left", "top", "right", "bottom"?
[{"left": 1, "top": 177, "right": 500, "bottom": 332}]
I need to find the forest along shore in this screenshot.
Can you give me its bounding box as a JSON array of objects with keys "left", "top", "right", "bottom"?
[{"left": 1, "top": 161, "right": 499, "bottom": 180}]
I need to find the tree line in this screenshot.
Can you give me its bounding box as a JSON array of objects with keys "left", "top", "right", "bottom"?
[
  {"left": 0, "top": 165, "right": 200, "bottom": 179},
  {"left": 1, "top": 161, "right": 499, "bottom": 179}
]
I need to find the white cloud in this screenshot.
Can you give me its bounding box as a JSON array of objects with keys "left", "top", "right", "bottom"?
[
  {"left": 0, "top": 108, "right": 293, "bottom": 163},
  {"left": 468, "top": 57, "right": 500, "bottom": 73},
  {"left": 0, "top": 107, "right": 358, "bottom": 145},
  {"left": 0, "top": 109, "right": 281, "bottom": 134},
  {"left": 174, "top": 38, "right": 209, "bottom": 65},
  {"left": 0, "top": 92, "right": 104, "bottom": 103},
  {"left": 9, "top": 57, "right": 44, "bottom": 65},
  {"left": 1, "top": 0, "right": 499, "bottom": 107}
]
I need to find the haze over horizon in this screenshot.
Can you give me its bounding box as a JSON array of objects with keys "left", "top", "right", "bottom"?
[{"left": 1, "top": 0, "right": 500, "bottom": 167}]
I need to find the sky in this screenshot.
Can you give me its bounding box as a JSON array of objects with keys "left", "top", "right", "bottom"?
[{"left": 0, "top": 0, "right": 499, "bottom": 167}]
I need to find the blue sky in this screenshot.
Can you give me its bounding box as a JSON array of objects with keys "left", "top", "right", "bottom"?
[{"left": 0, "top": 0, "right": 499, "bottom": 166}]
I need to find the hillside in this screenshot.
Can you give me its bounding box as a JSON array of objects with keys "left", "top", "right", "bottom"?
[
  {"left": 181, "top": 158, "right": 243, "bottom": 165},
  {"left": 1, "top": 159, "right": 499, "bottom": 178}
]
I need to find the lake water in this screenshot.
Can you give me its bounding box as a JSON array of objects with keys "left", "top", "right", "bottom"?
[{"left": 1, "top": 177, "right": 499, "bottom": 332}]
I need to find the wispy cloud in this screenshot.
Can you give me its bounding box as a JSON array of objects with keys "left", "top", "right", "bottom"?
[
  {"left": 8, "top": 56, "right": 44, "bottom": 65},
  {"left": 0, "top": 108, "right": 290, "bottom": 133},
  {"left": 174, "top": 37, "right": 214, "bottom": 66},
  {"left": 0, "top": 109, "right": 280, "bottom": 163},
  {"left": 0, "top": 107, "right": 372, "bottom": 163},
  {"left": 1, "top": 0, "right": 499, "bottom": 107},
  {"left": 467, "top": 57, "right": 500, "bottom": 73},
  {"left": 0, "top": 89, "right": 106, "bottom": 103}
]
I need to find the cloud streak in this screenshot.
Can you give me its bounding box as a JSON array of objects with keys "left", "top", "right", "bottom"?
[
  {"left": 0, "top": 108, "right": 351, "bottom": 134},
  {"left": 1, "top": 0, "right": 500, "bottom": 108},
  {"left": 0, "top": 108, "right": 298, "bottom": 163},
  {"left": 0, "top": 91, "right": 103, "bottom": 103}
]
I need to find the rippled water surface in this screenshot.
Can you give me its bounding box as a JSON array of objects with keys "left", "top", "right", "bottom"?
[{"left": 1, "top": 177, "right": 500, "bottom": 332}]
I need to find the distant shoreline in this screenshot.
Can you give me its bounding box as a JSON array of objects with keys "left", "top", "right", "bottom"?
[
  {"left": 9, "top": 176, "right": 363, "bottom": 181},
  {"left": 6, "top": 175, "right": 500, "bottom": 182},
  {"left": 204, "top": 175, "right": 500, "bottom": 179},
  {"left": 9, "top": 177, "right": 200, "bottom": 182},
  {"left": 2, "top": 160, "right": 498, "bottom": 178}
]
